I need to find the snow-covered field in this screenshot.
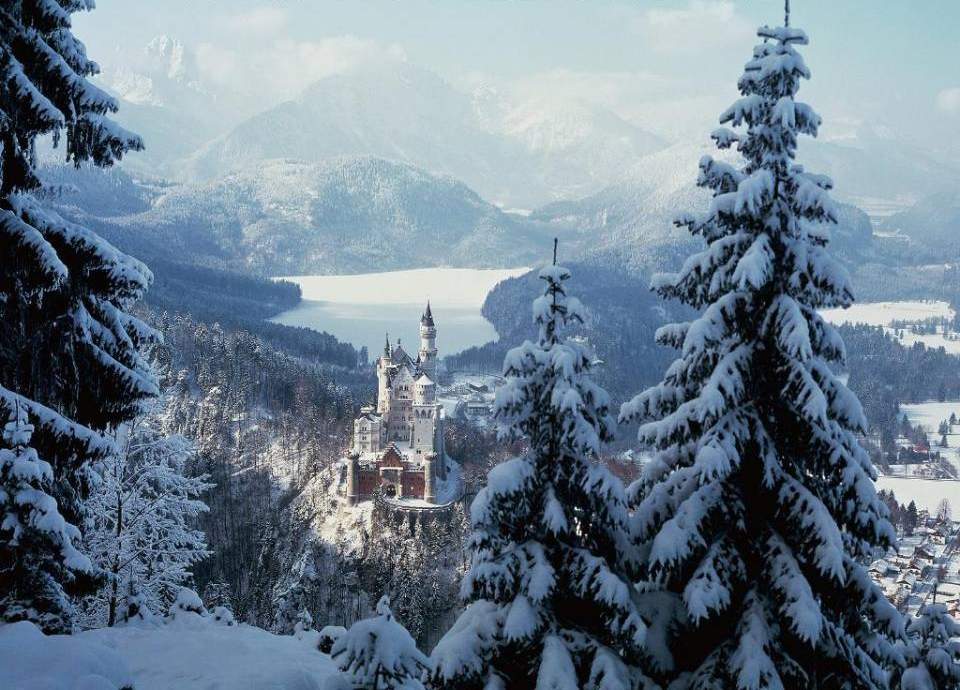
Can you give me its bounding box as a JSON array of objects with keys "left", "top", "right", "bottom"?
[
  {"left": 821, "top": 300, "right": 954, "bottom": 328},
  {"left": 822, "top": 300, "right": 960, "bottom": 355},
  {"left": 875, "top": 477, "right": 960, "bottom": 514},
  {"left": 271, "top": 268, "right": 529, "bottom": 356},
  {"left": 877, "top": 401, "right": 960, "bottom": 511},
  {"left": 0, "top": 618, "right": 338, "bottom": 690}
]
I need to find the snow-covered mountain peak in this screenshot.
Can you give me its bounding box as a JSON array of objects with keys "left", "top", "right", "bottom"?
[
  {"left": 104, "top": 35, "right": 205, "bottom": 107},
  {"left": 144, "top": 35, "right": 188, "bottom": 82}
]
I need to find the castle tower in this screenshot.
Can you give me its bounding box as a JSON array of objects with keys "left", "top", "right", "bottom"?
[
  {"left": 418, "top": 302, "right": 438, "bottom": 379},
  {"left": 376, "top": 333, "right": 391, "bottom": 414},
  {"left": 346, "top": 452, "right": 360, "bottom": 505},
  {"left": 423, "top": 453, "right": 437, "bottom": 503}
]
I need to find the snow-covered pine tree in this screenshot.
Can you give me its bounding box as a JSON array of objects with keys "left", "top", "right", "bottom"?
[
  {"left": 294, "top": 608, "right": 314, "bottom": 638},
  {"left": 0, "top": 403, "right": 92, "bottom": 631},
  {"left": 619, "top": 6, "right": 903, "bottom": 689},
  {"left": 331, "top": 596, "right": 429, "bottom": 690},
  {"left": 82, "top": 406, "right": 210, "bottom": 627},
  {"left": 902, "top": 603, "right": 960, "bottom": 690},
  {"left": 430, "top": 254, "right": 657, "bottom": 690},
  {"left": 0, "top": 1, "right": 155, "bottom": 629}
]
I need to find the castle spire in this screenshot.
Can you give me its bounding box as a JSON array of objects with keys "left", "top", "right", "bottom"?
[
  {"left": 384, "top": 332, "right": 391, "bottom": 358},
  {"left": 421, "top": 300, "right": 435, "bottom": 326}
]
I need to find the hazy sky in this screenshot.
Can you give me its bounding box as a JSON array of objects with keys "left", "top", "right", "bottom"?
[{"left": 74, "top": 1, "right": 959, "bottom": 148}]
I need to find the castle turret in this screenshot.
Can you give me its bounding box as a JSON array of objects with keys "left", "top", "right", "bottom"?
[
  {"left": 423, "top": 453, "right": 437, "bottom": 503},
  {"left": 376, "top": 333, "right": 392, "bottom": 414},
  {"left": 418, "top": 302, "right": 438, "bottom": 379},
  {"left": 346, "top": 452, "right": 360, "bottom": 505}
]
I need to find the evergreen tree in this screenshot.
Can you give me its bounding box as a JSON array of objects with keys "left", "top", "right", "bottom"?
[
  {"left": 907, "top": 502, "right": 920, "bottom": 536},
  {"left": 619, "top": 7, "right": 902, "bottom": 688},
  {"left": 82, "top": 404, "right": 211, "bottom": 628},
  {"left": 902, "top": 604, "right": 960, "bottom": 690},
  {"left": 294, "top": 607, "right": 314, "bottom": 638},
  {"left": 0, "top": 403, "right": 92, "bottom": 631},
  {"left": 0, "top": 0, "right": 153, "bottom": 628},
  {"left": 332, "top": 596, "right": 428, "bottom": 690},
  {"left": 430, "top": 257, "right": 657, "bottom": 689}
]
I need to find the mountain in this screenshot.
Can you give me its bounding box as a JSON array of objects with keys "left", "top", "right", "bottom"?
[
  {"left": 803, "top": 127, "right": 960, "bottom": 213},
  {"left": 530, "top": 142, "right": 727, "bottom": 272},
  {"left": 530, "top": 141, "right": 879, "bottom": 276},
  {"left": 97, "top": 36, "right": 243, "bottom": 179},
  {"left": 882, "top": 191, "right": 960, "bottom": 253},
  {"left": 185, "top": 61, "right": 664, "bottom": 208},
  {"left": 74, "top": 157, "right": 558, "bottom": 276},
  {"left": 471, "top": 86, "right": 665, "bottom": 205}
]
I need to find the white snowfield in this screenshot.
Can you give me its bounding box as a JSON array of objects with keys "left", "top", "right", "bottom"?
[
  {"left": 0, "top": 617, "right": 339, "bottom": 690},
  {"left": 821, "top": 300, "right": 954, "bottom": 326},
  {"left": 822, "top": 300, "right": 960, "bottom": 355},
  {"left": 875, "top": 476, "right": 960, "bottom": 515},
  {"left": 876, "top": 400, "right": 960, "bottom": 513}
]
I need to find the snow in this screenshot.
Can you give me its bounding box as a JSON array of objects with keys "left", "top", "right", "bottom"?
[
  {"left": 875, "top": 477, "right": 960, "bottom": 515},
  {"left": 0, "top": 621, "right": 133, "bottom": 690},
  {"left": 0, "top": 617, "right": 339, "bottom": 690},
  {"left": 877, "top": 401, "right": 960, "bottom": 511},
  {"left": 331, "top": 597, "right": 427, "bottom": 690},
  {"left": 821, "top": 301, "right": 954, "bottom": 328},
  {"left": 822, "top": 300, "right": 960, "bottom": 355}
]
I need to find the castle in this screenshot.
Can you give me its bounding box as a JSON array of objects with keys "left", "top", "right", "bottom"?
[{"left": 345, "top": 303, "right": 448, "bottom": 504}]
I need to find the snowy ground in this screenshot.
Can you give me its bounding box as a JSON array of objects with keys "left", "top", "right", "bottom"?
[
  {"left": 822, "top": 300, "right": 960, "bottom": 511},
  {"left": 821, "top": 300, "right": 960, "bottom": 355},
  {"left": 876, "top": 477, "right": 960, "bottom": 514},
  {"left": 876, "top": 401, "right": 960, "bottom": 511},
  {"left": 270, "top": 268, "right": 529, "bottom": 356},
  {"left": 821, "top": 300, "right": 954, "bottom": 326},
  {"left": 0, "top": 618, "right": 338, "bottom": 690}
]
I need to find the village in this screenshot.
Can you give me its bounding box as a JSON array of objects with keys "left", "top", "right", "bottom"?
[{"left": 869, "top": 499, "right": 960, "bottom": 617}]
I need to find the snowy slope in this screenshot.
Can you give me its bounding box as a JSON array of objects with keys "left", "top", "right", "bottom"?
[
  {"left": 185, "top": 61, "right": 663, "bottom": 208},
  {"left": 531, "top": 141, "right": 878, "bottom": 274},
  {"left": 97, "top": 36, "right": 240, "bottom": 180},
  {"left": 0, "top": 618, "right": 339, "bottom": 690},
  {"left": 88, "top": 157, "right": 559, "bottom": 276},
  {"left": 882, "top": 190, "right": 960, "bottom": 251}
]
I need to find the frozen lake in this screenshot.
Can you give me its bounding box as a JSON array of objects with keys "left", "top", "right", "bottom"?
[{"left": 269, "top": 267, "right": 530, "bottom": 357}]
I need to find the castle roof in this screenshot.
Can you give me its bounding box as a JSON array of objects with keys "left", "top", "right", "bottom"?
[
  {"left": 421, "top": 301, "right": 434, "bottom": 327},
  {"left": 415, "top": 374, "right": 434, "bottom": 386},
  {"left": 391, "top": 344, "right": 412, "bottom": 365}
]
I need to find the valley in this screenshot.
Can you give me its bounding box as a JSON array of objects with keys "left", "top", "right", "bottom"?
[{"left": 5, "top": 5, "right": 960, "bottom": 687}]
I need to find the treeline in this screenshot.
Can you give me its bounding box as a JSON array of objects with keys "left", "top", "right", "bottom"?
[
  {"left": 842, "top": 323, "right": 960, "bottom": 438},
  {"left": 143, "top": 260, "right": 360, "bottom": 369}
]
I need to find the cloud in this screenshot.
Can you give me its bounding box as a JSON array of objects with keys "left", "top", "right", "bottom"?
[
  {"left": 226, "top": 6, "right": 289, "bottom": 36},
  {"left": 469, "top": 67, "right": 727, "bottom": 141},
  {"left": 631, "top": 0, "right": 754, "bottom": 56},
  {"left": 937, "top": 87, "right": 960, "bottom": 114},
  {"left": 195, "top": 35, "right": 407, "bottom": 104}
]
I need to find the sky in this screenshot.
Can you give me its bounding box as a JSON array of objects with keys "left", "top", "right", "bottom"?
[{"left": 73, "top": 0, "right": 960, "bottom": 150}]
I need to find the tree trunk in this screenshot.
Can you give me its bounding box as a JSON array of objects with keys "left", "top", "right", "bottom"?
[{"left": 106, "top": 492, "right": 123, "bottom": 627}]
